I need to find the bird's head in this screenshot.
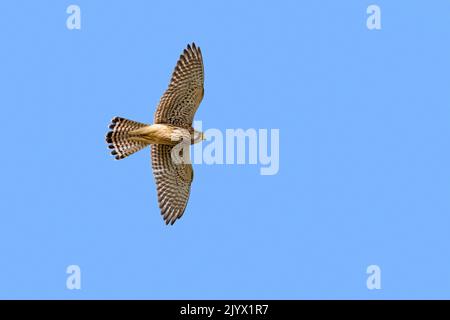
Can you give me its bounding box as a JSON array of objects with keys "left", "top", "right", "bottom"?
[{"left": 192, "top": 130, "right": 205, "bottom": 144}]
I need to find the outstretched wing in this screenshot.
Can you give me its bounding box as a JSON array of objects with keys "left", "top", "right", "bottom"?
[
  {"left": 154, "top": 43, "right": 204, "bottom": 128},
  {"left": 151, "top": 144, "right": 193, "bottom": 225}
]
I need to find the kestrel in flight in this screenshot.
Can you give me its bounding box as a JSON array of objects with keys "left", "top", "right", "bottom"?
[{"left": 106, "top": 43, "right": 205, "bottom": 225}]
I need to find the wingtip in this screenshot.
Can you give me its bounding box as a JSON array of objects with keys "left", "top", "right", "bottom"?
[{"left": 187, "top": 42, "right": 200, "bottom": 52}]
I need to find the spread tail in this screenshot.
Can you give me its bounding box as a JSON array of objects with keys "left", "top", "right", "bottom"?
[{"left": 106, "top": 117, "right": 149, "bottom": 160}]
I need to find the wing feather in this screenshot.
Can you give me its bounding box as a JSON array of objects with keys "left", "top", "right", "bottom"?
[
  {"left": 154, "top": 43, "right": 204, "bottom": 127},
  {"left": 151, "top": 144, "right": 193, "bottom": 225}
]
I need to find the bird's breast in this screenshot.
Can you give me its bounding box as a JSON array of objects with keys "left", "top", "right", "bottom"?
[{"left": 131, "top": 124, "right": 190, "bottom": 145}]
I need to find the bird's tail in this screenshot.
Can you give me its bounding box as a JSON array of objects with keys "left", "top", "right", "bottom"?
[{"left": 106, "top": 117, "right": 149, "bottom": 160}]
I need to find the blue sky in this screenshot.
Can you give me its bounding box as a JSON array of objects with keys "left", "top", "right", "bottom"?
[{"left": 0, "top": 0, "right": 449, "bottom": 299}]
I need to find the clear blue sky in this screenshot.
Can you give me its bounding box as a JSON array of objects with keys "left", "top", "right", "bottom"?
[{"left": 0, "top": 0, "right": 449, "bottom": 299}]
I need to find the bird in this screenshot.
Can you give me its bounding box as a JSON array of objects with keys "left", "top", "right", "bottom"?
[{"left": 106, "top": 43, "right": 205, "bottom": 225}]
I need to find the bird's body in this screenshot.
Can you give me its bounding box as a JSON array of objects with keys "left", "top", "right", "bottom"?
[
  {"left": 127, "top": 123, "right": 202, "bottom": 146},
  {"left": 106, "top": 43, "right": 205, "bottom": 225},
  {"left": 128, "top": 123, "right": 181, "bottom": 146}
]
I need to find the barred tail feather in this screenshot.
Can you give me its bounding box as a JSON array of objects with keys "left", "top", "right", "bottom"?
[{"left": 106, "top": 117, "right": 149, "bottom": 160}]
